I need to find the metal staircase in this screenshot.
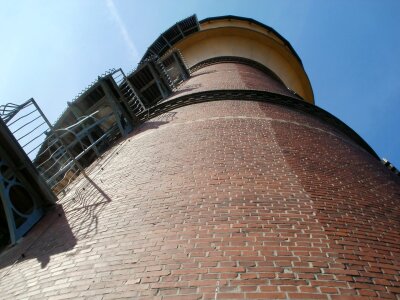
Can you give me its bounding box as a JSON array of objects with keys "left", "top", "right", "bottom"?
[
  {"left": 111, "top": 68, "right": 146, "bottom": 116},
  {"left": 174, "top": 48, "right": 190, "bottom": 74},
  {"left": 156, "top": 56, "right": 176, "bottom": 91}
]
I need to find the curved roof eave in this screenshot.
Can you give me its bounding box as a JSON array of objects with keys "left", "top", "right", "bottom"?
[
  {"left": 200, "top": 15, "right": 304, "bottom": 68},
  {"left": 139, "top": 14, "right": 314, "bottom": 102},
  {"left": 194, "top": 15, "right": 314, "bottom": 103}
]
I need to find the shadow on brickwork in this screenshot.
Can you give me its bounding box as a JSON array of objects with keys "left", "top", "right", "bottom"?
[
  {"left": 170, "top": 83, "right": 202, "bottom": 102},
  {"left": 0, "top": 204, "right": 76, "bottom": 271},
  {"left": 136, "top": 111, "right": 177, "bottom": 134},
  {"left": 172, "top": 83, "right": 202, "bottom": 96},
  {"left": 62, "top": 173, "right": 111, "bottom": 242},
  {"left": 189, "top": 69, "right": 217, "bottom": 78},
  {"left": 0, "top": 174, "right": 111, "bottom": 271}
]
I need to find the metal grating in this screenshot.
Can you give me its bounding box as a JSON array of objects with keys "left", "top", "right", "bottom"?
[
  {"left": 140, "top": 15, "right": 200, "bottom": 63},
  {"left": 111, "top": 68, "right": 145, "bottom": 116},
  {"left": 127, "top": 58, "right": 172, "bottom": 107},
  {"left": 159, "top": 49, "right": 190, "bottom": 86},
  {"left": 382, "top": 159, "right": 400, "bottom": 177}
]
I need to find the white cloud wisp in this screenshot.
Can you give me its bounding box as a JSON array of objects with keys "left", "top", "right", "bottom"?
[{"left": 106, "top": 0, "right": 139, "bottom": 62}]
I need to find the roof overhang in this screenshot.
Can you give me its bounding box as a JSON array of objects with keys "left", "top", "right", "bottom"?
[
  {"left": 168, "top": 15, "right": 314, "bottom": 103},
  {"left": 54, "top": 14, "right": 315, "bottom": 132}
]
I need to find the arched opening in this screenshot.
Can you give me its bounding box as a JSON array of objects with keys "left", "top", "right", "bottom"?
[
  {"left": 9, "top": 184, "right": 35, "bottom": 227},
  {"left": 0, "top": 199, "right": 11, "bottom": 250}
]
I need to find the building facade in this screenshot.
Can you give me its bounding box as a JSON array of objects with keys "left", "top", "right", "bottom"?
[{"left": 0, "top": 15, "right": 399, "bottom": 299}]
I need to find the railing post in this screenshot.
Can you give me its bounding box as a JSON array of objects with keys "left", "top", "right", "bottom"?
[
  {"left": 99, "top": 77, "right": 129, "bottom": 137},
  {"left": 31, "top": 99, "right": 84, "bottom": 173}
]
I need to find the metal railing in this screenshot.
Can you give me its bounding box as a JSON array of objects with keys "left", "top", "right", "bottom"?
[
  {"left": 0, "top": 51, "right": 193, "bottom": 195},
  {"left": 35, "top": 111, "right": 118, "bottom": 194},
  {"left": 53, "top": 68, "right": 118, "bottom": 127},
  {"left": 0, "top": 99, "right": 53, "bottom": 160},
  {"left": 0, "top": 99, "right": 119, "bottom": 195}
]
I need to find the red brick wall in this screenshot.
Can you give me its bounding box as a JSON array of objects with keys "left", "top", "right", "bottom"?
[
  {"left": 168, "top": 62, "right": 298, "bottom": 100},
  {"left": 1, "top": 64, "right": 399, "bottom": 299},
  {"left": 133, "top": 100, "right": 399, "bottom": 299}
]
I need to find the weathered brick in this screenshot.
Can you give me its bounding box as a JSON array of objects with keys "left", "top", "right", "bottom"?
[{"left": 0, "top": 61, "right": 399, "bottom": 300}]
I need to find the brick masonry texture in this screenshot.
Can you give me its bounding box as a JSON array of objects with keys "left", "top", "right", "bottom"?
[
  {"left": 167, "top": 63, "right": 299, "bottom": 100},
  {"left": 0, "top": 63, "right": 399, "bottom": 299}
]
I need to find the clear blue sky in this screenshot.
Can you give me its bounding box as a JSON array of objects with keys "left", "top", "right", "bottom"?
[{"left": 1, "top": 0, "right": 399, "bottom": 167}]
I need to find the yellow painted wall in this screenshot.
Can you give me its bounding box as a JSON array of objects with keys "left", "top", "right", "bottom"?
[{"left": 174, "top": 19, "right": 314, "bottom": 103}]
